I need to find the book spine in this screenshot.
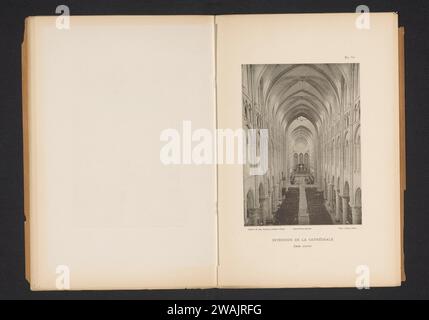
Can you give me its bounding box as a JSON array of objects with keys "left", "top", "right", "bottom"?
[{"left": 22, "top": 17, "right": 31, "bottom": 284}]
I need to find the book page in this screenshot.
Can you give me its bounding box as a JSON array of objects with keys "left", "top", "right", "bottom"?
[
  {"left": 25, "top": 16, "right": 217, "bottom": 290},
  {"left": 216, "top": 13, "right": 401, "bottom": 287}
]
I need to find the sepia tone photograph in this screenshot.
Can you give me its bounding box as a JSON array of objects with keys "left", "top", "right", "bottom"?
[{"left": 243, "top": 64, "right": 361, "bottom": 226}]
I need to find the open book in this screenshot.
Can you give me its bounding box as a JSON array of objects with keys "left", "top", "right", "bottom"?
[{"left": 22, "top": 13, "right": 405, "bottom": 290}]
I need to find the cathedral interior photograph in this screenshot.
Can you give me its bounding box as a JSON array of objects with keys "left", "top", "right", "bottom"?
[{"left": 242, "top": 63, "right": 361, "bottom": 226}]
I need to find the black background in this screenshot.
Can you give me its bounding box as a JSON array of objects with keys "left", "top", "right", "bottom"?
[{"left": 0, "top": 0, "right": 428, "bottom": 300}]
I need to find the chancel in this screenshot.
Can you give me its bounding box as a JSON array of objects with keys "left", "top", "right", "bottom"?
[{"left": 242, "top": 64, "right": 361, "bottom": 226}]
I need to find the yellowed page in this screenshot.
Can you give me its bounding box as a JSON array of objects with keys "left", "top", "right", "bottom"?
[
  {"left": 25, "top": 16, "right": 217, "bottom": 290},
  {"left": 216, "top": 13, "right": 401, "bottom": 287}
]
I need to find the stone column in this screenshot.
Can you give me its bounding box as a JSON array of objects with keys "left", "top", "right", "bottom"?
[
  {"left": 342, "top": 196, "right": 349, "bottom": 224},
  {"left": 335, "top": 191, "right": 342, "bottom": 222},
  {"left": 352, "top": 206, "right": 362, "bottom": 224},
  {"left": 298, "top": 183, "right": 309, "bottom": 225},
  {"left": 327, "top": 184, "right": 332, "bottom": 208}
]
